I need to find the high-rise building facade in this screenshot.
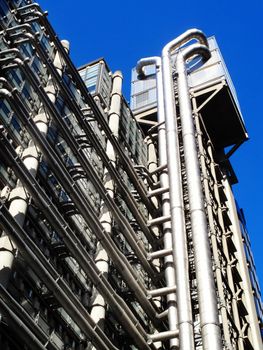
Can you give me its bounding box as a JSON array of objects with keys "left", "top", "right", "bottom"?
[{"left": 0, "top": 1, "right": 262, "bottom": 350}]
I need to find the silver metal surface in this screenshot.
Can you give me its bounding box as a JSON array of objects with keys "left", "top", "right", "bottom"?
[
  {"left": 161, "top": 29, "right": 210, "bottom": 350},
  {"left": 147, "top": 285, "right": 177, "bottom": 298},
  {"left": 147, "top": 330, "right": 179, "bottom": 344},
  {"left": 90, "top": 70, "right": 123, "bottom": 330},
  {"left": 137, "top": 56, "right": 179, "bottom": 349},
  {"left": 0, "top": 42, "right": 68, "bottom": 287},
  {"left": 188, "top": 37, "right": 243, "bottom": 117},
  {"left": 223, "top": 177, "right": 263, "bottom": 350},
  {"left": 176, "top": 43, "right": 222, "bottom": 350}
]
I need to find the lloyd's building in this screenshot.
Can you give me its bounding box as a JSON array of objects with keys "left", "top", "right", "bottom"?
[{"left": 0, "top": 1, "right": 262, "bottom": 350}]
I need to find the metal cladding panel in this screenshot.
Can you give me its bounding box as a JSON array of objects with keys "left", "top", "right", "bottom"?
[
  {"left": 79, "top": 60, "right": 112, "bottom": 108},
  {"left": 189, "top": 38, "right": 248, "bottom": 149},
  {"left": 131, "top": 36, "right": 243, "bottom": 121},
  {"left": 188, "top": 36, "right": 242, "bottom": 116},
  {"left": 130, "top": 65, "right": 157, "bottom": 114}
]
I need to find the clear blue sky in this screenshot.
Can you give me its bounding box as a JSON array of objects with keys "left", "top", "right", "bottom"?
[{"left": 40, "top": 0, "right": 263, "bottom": 287}]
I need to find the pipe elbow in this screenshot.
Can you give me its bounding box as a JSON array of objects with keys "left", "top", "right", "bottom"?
[
  {"left": 35, "top": 10, "right": 46, "bottom": 17},
  {"left": 13, "top": 57, "right": 24, "bottom": 66},
  {"left": 4, "top": 48, "right": 20, "bottom": 55},
  {"left": 185, "top": 28, "right": 208, "bottom": 46},
  {"left": 18, "top": 3, "right": 41, "bottom": 11},
  {"left": 0, "top": 77, "right": 8, "bottom": 84},
  {"left": 20, "top": 23, "right": 31, "bottom": 31},
  {"left": 182, "top": 43, "right": 211, "bottom": 63},
  {"left": 61, "top": 40, "right": 70, "bottom": 52},
  {"left": 162, "top": 28, "right": 208, "bottom": 57},
  {"left": 0, "top": 78, "right": 17, "bottom": 94},
  {"left": 0, "top": 88, "right": 12, "bottom": 98},
  {"left": 11, "top": 24, "right": 37, "bottom": 39},
  {"left": 136, "top": 56, "right": 161, "bottom": 78},
  {"left": 23, "top": 32, "right": 35, "bottom": 41}
]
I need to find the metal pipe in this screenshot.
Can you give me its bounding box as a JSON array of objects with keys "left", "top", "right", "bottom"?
[
  {"left": 0, "top": 64, "right": 162, "bottom": 320},
  {"left": 0, "top": 295, "right": 47, "bottom": 350},
  {"left": 19, "top": 30, "right": 158, "bottom": 248},
  {"left": 147, "top": 248, "right": 173, "bottom": 260},
  {"left": 0, "top": 204, "right": 117, "bottom": 350},
  {"left": 194, "top": 111, "right": 232, "bottom": 347},
  {"left": 162, "top": 29, "right": 208, "bottom": 55},
  {"left": 90, "top": 70, "right": 122, "bottom": 330},
  {"left": 18, "top": 7, "right": 157, "bottom": 216},
  {"left": 11, "top": 49, "right": 157, "bottom": 276},
  {"left": 147, "top": 285, "right": 177, "bottom": 298},
  {"left": 147, "top": 187, "right": 169, "bottom": 198},
  {"left": 0, "top": 285, "right": 59, "bottom": 350},
  {"left": 175, "top": 43, "right": 222, "bottom": 350},
  {"left": 0, "top": 133, "right": 157, "bottom": 349},
  {"left": 161, "top": 29, "right": 210, "bottom": 350},
  {"left": 1, "top": 43, "right": 157, "bottom": 284},
  {"left": 146, "top": 134, "right": 163, "bottom": 350},
  {"left": 222, "top": 176, "right": 262, "bottom": 350},
  {"left": 147, "top": 330, "right": 179, "bottom": 344},
  {"left": 149, "top": 163, "right": 167, "bottom": 175},
  {"left": 148, "top": 215, "right": 171, "bottom": 226},
  {"left": 137, "top": 56, "right": 179, "bottom": 349},
  {"left": 2, "top": 25, "right": 158, "bottom": 248},
  {"left": 0, "top": 43, "right": 67, "bottom": 288},
  {"left": 0, "top": 117, "right": 163, "bottom": 335}
]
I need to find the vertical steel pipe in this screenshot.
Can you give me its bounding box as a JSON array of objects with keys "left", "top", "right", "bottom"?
[
  {"left": 175, "top": 43, "right": 222, "bottom": 350},
  {"left": 91, "top": 70, "right": 123, "bottom": 330},
  {"left": 161, "top": 29, "right": 209, "bottom": 350},
  {"left": 137, "top": 56, "right": 179, "bottom": 349}
]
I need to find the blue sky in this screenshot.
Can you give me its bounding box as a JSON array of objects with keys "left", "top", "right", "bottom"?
[{"left": 39, "top": 0, "right": 263, "bottom": 286}]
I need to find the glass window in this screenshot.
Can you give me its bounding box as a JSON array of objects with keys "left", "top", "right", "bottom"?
[{"left": 0, "top": 100, "right": 11, "bottom": 122}]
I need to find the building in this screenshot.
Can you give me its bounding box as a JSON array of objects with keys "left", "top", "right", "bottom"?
[{"left": 0, "top": 1, "right": 262, "bottom": 350}]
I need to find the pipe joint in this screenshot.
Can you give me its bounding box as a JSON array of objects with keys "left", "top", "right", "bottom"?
[
  {"left": 112, "top": 70, "right": 123, "bottom": 80},
  {"left": 136, "top": 56, "right": 161, "bottom": 77},
  {"left": 0, "top": 88, "right": 12, "bottom": 98},
  {"left": 33, "top": 112, "right": 49, "bottom": 124},
  {"left": 9, "top": 187, "right": 28, "bottom": 203},
  {"left": 162, "top": 28, "right": 208, "bottom": 57},
  {"left": 22, "top": 146, "right": 39, "bottom": 161},
  {"left": 181, "top": 43, "right": 211, "bottom": 63}
]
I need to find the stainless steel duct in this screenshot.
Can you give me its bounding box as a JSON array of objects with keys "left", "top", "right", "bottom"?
[
  {"left": 161, "top": 29, "right": 209, "bottom": 350},
  {"left": 175, "top": 43, "right": 222, "bottom": 350},
  {"left": 91, "top": 70, "right": 123, "bottom": 330},
  {"left": 137, "top": 56, "right": 179, "bottom": 350}
]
